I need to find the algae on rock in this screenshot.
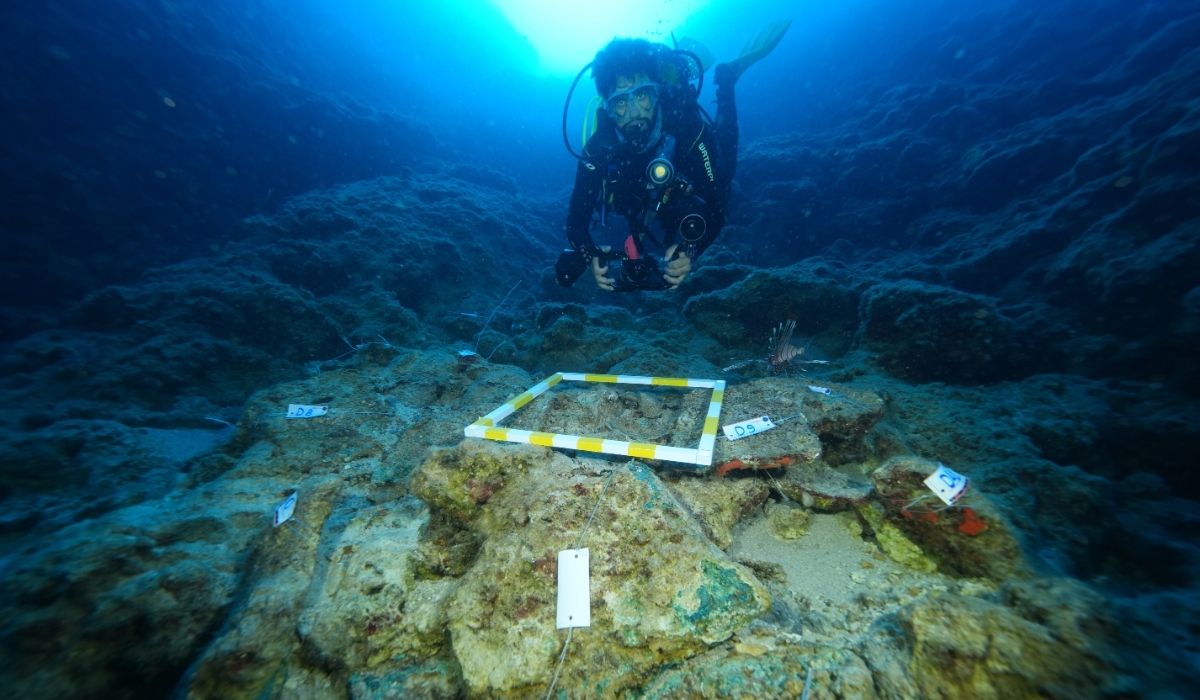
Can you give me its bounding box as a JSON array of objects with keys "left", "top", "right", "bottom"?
[
  {"left": 766, "top": 502, "right": 813, "bottom": 540},
  {"left": 410, "top": 441, "right": 772, "bottom": 698},
  {"left": 870, "top": 456, "right": 1029, "bottom": 581},
  {"left": 895, "top": 579, "right": 1120, "bottom": 698},
  {"left": 858, "top": 501, "right": 939, "bottom": 573},
  {"left": 664, "top": 474, "right": 771, "bottom": 549},
  {"left": 297, "top": 498, "right": 452, "bottom": 670}
]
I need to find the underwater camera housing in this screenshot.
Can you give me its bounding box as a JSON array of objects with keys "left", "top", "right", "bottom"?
[{"left": 555, "top": 248, "right": 672, "bottom": 292}]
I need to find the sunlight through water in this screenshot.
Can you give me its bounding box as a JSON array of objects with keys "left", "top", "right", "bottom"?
[{"left": 489, "top": 0, "right": 710, "bottom": 74}]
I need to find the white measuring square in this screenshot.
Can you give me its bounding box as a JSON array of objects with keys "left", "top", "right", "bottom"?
[{"left": 464, "top": 373, "right": 725, "bottom": 468}]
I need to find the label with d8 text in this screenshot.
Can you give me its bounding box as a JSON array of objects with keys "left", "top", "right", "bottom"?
[{"left": 286, "top": 404, "right": 329, "bottom": 418}]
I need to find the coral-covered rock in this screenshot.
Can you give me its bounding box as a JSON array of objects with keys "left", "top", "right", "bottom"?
[
  {"left": 713, "top": 378, "right": 864, "bottom": 476},
  {"left": 857, "top": 500, "right": 939, "bottom": 574},
  {"left": 766, "top": 503, "right": 812, "bottom": 539},
  {"left": 643, "top": 623, "right": 898, "bottom": 699},
  {"left": 664, "top": 474, "right": 771, "bottom": 549},
  {"left": 0, "top": 475, "right": 317, "bottom": 700},
  {"left": 869, "top": 456, "right": 1030, "bottom": 580},
  {"left": 683, "top": 261, "right": 862, "bottom": 358},
  {"left": 796, "top": 381, "right": 887, "bottom": 449},
  {"left": 409, "top": 438, "right": 539, "bottom": 524},
  {"left": 713, "top": 417, "right": 823, "bottom": 476},
  {"left": 775, "top": 462, "right": 874, "bottom": 513},
  {"left": 887, "top": 579, "right": 1121, "bottom": 698},
  {"left": 297, "top": 498, "right": 451, "bottom": 670},
  {"left": 349, "top": 657, "right": 464, "bottom": 700},
  {"left": 710, "top": 378, "right": 882, "bottom": 501},
  {"left": 859, "top": 279, "right": 1028, "bottom": 384},
  {"left": 410, "top": 441, "right": 771, "bottom": 697},
  {"left": 180, "top": 477, "right": 344, "bottom": 697}
]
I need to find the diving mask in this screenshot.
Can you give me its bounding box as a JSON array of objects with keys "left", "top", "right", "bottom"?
[{"left": 606, "top": 81, "right": 660, "bottom": 120}]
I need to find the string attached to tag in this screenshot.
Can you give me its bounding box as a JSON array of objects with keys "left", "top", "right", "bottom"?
[{"left": 545, "top": 467, "right": 617, "bottom": 700}]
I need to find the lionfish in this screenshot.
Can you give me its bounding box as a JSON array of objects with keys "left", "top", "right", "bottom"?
[
  {"left": 721, "top": 319, "right": 813, "bottom": 374},
  {"left": 767, "top": 319, "right": 804, "bottom": 372}
]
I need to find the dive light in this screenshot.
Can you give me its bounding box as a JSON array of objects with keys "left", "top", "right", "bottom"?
[{"left": 646, "top": 134, "right": 676, "bottom": 187}]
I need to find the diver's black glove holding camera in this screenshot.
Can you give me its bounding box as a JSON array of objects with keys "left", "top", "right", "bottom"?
[{"left": 555, "top": 248, "right": 673, "bottom": 292}]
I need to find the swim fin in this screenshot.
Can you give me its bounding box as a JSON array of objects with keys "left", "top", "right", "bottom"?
[{"left": 723, "top": 19, "right": 792, "bottom": 84}]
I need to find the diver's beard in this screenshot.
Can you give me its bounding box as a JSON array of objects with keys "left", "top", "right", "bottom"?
[
  {"left": 624, "top": 118, "right": 651, "bottom": 134},
  {"left": 621, "top": 113, "right": 659, "bottom": 151},
  {"left": 623, "top": 128, "right": 649, "bottom": 149}
]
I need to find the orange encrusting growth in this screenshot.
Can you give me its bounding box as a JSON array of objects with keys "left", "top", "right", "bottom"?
[
  {"left": 901, "top": 507, "right": 940, "bottom": 524},
  {"left": 957, "top": 507, "right": 988, "bottom": 536},
  {"left": 714, "top": 454, "right": 795, "bottom": 478}
]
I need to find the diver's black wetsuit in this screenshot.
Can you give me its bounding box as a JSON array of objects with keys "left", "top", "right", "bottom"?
[{"left": 565, "top": 73, "right": 739, "bottom": 262}]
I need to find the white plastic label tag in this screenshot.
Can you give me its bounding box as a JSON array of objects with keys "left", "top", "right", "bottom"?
[
  {"left": 722, "top": 415, "right": 776, "bottom": 441},
  {"left": 286, "top": 404, "right": 329, "bottom": 418},
  {"left": 808, "top": 385, "right": 833, "bottom": 396},
  {"left": 273, "top": 492, "right": 297, "bottom": 527},
  {"left": 924, "top": 463, "right": 969, "bottom": 506},
  {"left": 556, "top": 548, "right": 591, "bottom": 629}
]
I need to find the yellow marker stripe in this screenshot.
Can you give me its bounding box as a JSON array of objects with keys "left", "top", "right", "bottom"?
[
  {"left": 582, "top": 374, "right": 619, "bottom": 383},
  {"left": 703, "top": 416, "right": 720, "bottom": 434},
  {"left": 628, "top": 443, "right": 659, "bottom": 459},
  {"left": 711, "top": 389, "right": 724, "bottom": 402},
  {"left": 484, "top": 428, "right": 509, "bottom": 441},
  {"left": 474, "top": 418, "right": 494, "bottom": 427},
  {"left": 511, "top": 392, "right": 535, "bottom": 410},
  {"left": 651, "top": 377, "right": 690, "bottom": 387},
  {"left": 577, "top": 437, "right": 605, "bottom": 452},
  {"left": 529, "top": 432, "right": 557, "bottom": 447},
  {"left": 547, "top": 373, "right": 564, "bottom": 387}
]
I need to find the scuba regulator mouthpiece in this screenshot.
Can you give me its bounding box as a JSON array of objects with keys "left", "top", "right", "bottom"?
[{"left": 646, "top": 134, "right": 677, "bottom": 186}]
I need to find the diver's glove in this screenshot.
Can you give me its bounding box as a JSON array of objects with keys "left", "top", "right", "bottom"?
[
  {"left": 663, "top": 245, "right": 693, "bottom": 289},
  {"left": 555, "top": 244, "right": 602, "bottom": 287},
  {"left": 591, "top": 246, "right": 617, "bottom": 291}
]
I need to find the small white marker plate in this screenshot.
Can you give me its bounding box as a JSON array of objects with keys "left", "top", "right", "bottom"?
[
  {"left": 556, "top": 548, "right": 591, "bottom": 629},
  {"left": 722, "top": 415, "right": 776, "bottom": 441},
  {"left": 924, "top": 463, "right": 969, "bottom": 506},
  {"left": 286, "top": 404, "right": 329, "bottom": 419},
  {"left": 273, "top": 492, "right": 297, "bottom": 527},
  {"left": 808, "top": 385, "right": 832, "bottom": 396}
]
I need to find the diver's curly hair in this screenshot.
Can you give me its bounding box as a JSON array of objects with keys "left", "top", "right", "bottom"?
[{"left": 591, "top": 38, "right": 668, "bottom": 98}]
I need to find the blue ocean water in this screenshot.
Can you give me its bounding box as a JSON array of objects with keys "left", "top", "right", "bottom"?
[{"left": 1, "top": 0, "right": 1198, "bottom": 697}]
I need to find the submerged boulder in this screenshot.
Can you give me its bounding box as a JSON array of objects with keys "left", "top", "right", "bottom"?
[
  {"left": 0, "top": 474, "right": 317, "bottom": 700},
  {"left": 867, "top": 456, "right": 1030, "bottom": 580},
  {"left": 868, "top": 578, "right": 1123, "bottom": 698},
  {"left": 775, "top": 461, "right": 875, "bottom": 513},
  {"left": 713, "top": 377, "right": 884, "bottom": 479},
  {"left": 682, "top": 262, "right": 862, "bottom": 358},
  {"left": 410, "top": 441, "right": 771, "bottom": 698},
  {"left": 663, "top": 474, "right": 771, "bottom": 549},
  {"left": 642, "top": 622, "right": 905, "bottom": 700},
  {"left": 859, "top": 279, "right": 1028, "bottom": 384},
  {"left": 297, "top": 498, "right": 452, "bottom": 670}
]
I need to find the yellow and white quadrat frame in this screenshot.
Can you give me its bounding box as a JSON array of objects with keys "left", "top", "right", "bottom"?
[{"left": 464, "top": 372, "right": 725, "bottom": 467}]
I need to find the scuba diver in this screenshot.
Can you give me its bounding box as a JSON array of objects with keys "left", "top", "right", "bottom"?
[{"left": 556, "top": 21, "right": 791, "bottom": 292}]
